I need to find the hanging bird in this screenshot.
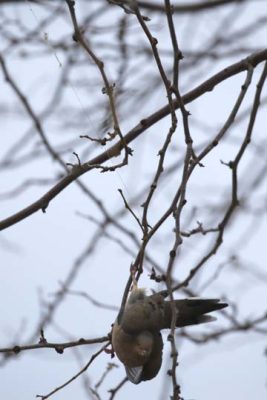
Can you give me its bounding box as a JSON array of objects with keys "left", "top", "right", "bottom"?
[{"left": 112, "top": 286, "right": 228, "bottom": 384}]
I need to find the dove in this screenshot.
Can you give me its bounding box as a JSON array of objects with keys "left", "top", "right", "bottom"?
[{"left": 112, "top": 287, "right": 227, "bottom": 384}]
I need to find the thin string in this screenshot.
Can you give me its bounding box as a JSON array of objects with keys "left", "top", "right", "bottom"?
[{"left": 24, "top": 0, "right": 136, "bottom": 213}]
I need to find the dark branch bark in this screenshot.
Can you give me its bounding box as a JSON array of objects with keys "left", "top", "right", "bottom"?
[{"left": 0, "top": 48, "right": 266, "bottom": 231}]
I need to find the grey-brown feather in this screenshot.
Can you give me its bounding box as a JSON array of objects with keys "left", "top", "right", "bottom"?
[
  {"left": 120, "top": 292, "right": 227, "bottom": 334},
  {"left": 112, "top": 290, "right": 228, "bottom": 384}
]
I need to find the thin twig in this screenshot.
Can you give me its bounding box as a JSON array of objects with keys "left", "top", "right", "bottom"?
[{"left": 36, "top": 343, "right": 109, "bottom": 400}]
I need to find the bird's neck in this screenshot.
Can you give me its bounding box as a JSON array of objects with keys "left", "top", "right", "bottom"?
[{"left": 127, "top": 288, "right": 146, "bottom": 304}]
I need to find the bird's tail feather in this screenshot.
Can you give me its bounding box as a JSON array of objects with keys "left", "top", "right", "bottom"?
[
  {"left": 125, "top": 366, "right": 143, "bottom": 384},
  {"left": 163, "top": 298, "right": 227, "bottom": 328}
]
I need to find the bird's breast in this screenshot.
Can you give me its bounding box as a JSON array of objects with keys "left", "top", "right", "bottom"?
[{"left": 112, "top": 323, "right": 153, "bottom": 367}]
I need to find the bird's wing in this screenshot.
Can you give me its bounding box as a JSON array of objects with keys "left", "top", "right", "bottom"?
[
  {"left": 120, "top": 293, "right": 165, "bottom": 334},
  {"left": 120, "top": 293, "right": 228, "bottom": 332},
  {"left": 141, "top": 331, "right": 163, "bottom": 381}
]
